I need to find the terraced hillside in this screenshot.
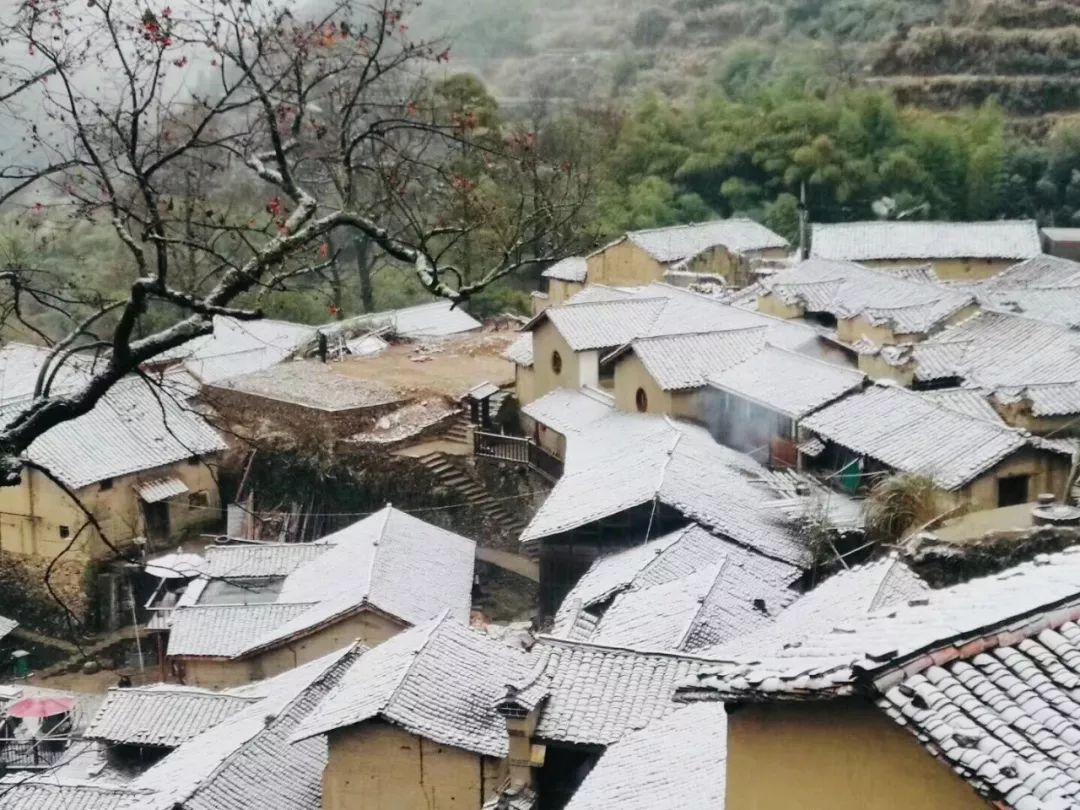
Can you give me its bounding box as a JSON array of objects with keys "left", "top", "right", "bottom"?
[{"left": 869, "top": 1, "right": 1080, "bottom": 124}]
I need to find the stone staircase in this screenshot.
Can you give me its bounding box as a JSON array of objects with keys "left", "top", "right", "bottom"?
[
  {"left": 443, "top": 414, "right": 472, "bottom": 445},
  {"left": 416, "top": 451, "right": 529, "bottom": 539}
]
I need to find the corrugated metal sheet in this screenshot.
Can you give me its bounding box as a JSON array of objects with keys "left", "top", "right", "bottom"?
[
  {"left": 138, "top": 477, "right": 190, "bottom": 503},
  {"left": 811, "top": 220, "right": 1042, "bottom": 262}
]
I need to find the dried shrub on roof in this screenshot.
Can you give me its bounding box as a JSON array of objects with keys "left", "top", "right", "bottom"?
[{"left": 865, "top": 473, "right": 955, "bottom": 545}]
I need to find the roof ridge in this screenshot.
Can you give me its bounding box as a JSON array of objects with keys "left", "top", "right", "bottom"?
[
  {"left": 534, "top": 634, "right": 728, "bottom": 663},
  {"left": 174, "top": 601, "right": 318, "bottom": 612},
  {"left": 676, "top": 560, "right": 730, "bottom": 651},
  {"left": 383, "top": 610, "right": 452, "bottom": 715}
]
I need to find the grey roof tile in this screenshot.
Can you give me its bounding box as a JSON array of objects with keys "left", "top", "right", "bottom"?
[
  {"left": 0, "top": 780, "right": 145, "bottom": 810},
  {"left": 564, "top": 702, "right": 727, "bottom": 810},
  {"left": 503, "top": 333, "right": 534, "bottom": 367},
  {"left": 542, "top": 257, "right": 587, "bottom": 282},
  {"left": 802, "top": 384, "right": 1033, "bottom": 490},
  {"left": 293, "top": 615, "right": 532, "bottom": 757},
  {"left": 86, "top": 687, "right": 255, "bottom": 747},
  {"left": 625, "top": 219, "right": 788, "bottom": 264},
  {"left": 811, "top": 220, "right": 1042, "bottom": 262}
]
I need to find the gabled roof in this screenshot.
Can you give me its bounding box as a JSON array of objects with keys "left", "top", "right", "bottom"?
[
  {"left": 292, "top": 614, "right": 532, "bottom": 757},
  {"left": 620, "top": 219, "right": 789, "bottom": 265},
  {"left": 526, "top": 282, "right": 819, "bottom": 353},
  {"left": 811, "top": 220, "right": 1042, "bottom": 262},
  {"left": 345, "top": 300, "right": 482, "bottom": 338},
  {"left": 708, "top": 345, "right": 865, "bottom": 418},
  {"left": 131, "top": 646, "right": 361, "bottom": 810},
  {"left": 522, "top": 638, "right": 715, "bottom": 746},
  {"left": 760, "top": 258, "right": 975, "bottom": 334},
  {"left": 708, "top": 556, "right": 928, "bottom": 660},
  {"left": 963, "top": 254, "right": 1080, "bottom": 328},
  {"left": 563, "top": 702, "right": 728, "bottom": 810},
  {"left": 168, "top": 506, "right": 475, "bottom": 659},
  {"left": 521, "top": 415, "right": 811, "bottom": 566},
  {"left": 552, "top": 524, "right": 801, "bottom": 653},
  {"left": 0, "top": 342, "right": 98, "bottom": 405},
  {"left": 910, "top": 311, "right": 1080, "bottom": 416},
  {"left": 608, "top": 329, "right": 769, "bottom": 391},
  {"left": 878, "top": 621, "right": 1080, "bottom": 809},
  {"left": 203, "top": 543, "right": 331, "bottom": 580},
  {"left": 0, "top": 779, "right": 145, "bottom": 810},
  {"left": 86, "top": 686, "right": 256, "bottom": 748},
  {"left": 684, "top": 544, "right": 1080, "bottom": 702},
  {"left": 801, "top": 384, "right": 1034, "bottom": 490},
  {"left": 521, "top": 387, "right": 615, "bottom": 436},
  {"left": 542, "top": 257, "right": 587, "bottom": 282},
  {"left": 168, "top": 316, "right": 316, "bottom": 385},
  {"left": 503, "top": 333, "right": 534, "bottom": 367},
  {"left": 1, "top": 376, "right": 226, "bottom": 489},
  {"left": 920, "top": 388, "right": 1003, "bottom": 424}
]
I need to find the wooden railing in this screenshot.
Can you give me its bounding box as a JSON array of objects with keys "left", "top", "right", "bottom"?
[{"left": 474, "top": 432, "right": 564, "bottom": 482}]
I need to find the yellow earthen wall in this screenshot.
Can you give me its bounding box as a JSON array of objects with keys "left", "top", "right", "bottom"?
[
  {"left": 0, "top": 458, "right": 221, "bottom": 562},
  {"left": 546, "top": 279, "right": 584, "bottom": 307},
  {"left": 962, "top": 450, "right": 1072, "bottom": 510},
  {"left": 725, "top": 700, "right": 990, "bottom": 810},
  {"left": 613, "top": 352, "right": 673, "bottom": 415},
  {"left": 756, "top": 295, "right": 805, "bottom": 320},
  {"left": 864, "top": 258, "right": 1014, "bottom": 282},
  {"left": 324, "top": 722, "right": 506, "bottom": 810},
  {"left": 514, "top": 364, "right": 537, "bottom": 406},
  {"left": 585, "top": 240, "right": 665, "bottom": 287},
  {"left": 529, "top": 321, "right": 599, "bottom": 400}
]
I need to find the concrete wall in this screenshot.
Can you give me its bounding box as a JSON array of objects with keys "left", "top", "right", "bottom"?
[
  {"left": 0, "top": 457, "right": 221, "bottom": 563},
  {"left": 864, "top": 257, "right": 1014, "bottom": 282},
  {"left": 324, "top": 722, "right": 506, "bottom": 810},
  {"left": 177, "top": 609, "right": 404, "bottom": 689},
  {"left": 725, "top": 700, "right": 989, "bottom": 810}
]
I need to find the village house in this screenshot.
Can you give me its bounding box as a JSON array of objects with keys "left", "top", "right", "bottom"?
[
  {"left": 163, "top": 506, "right": 475, "bottom": 688},
  {"left": 799, "top": 383, "right": 1072, "bottom": 508},
  {"left": 703, "top": 345, "right": 866, "bottom": 466},
  {"left": 586, "top": 219, "right": 789, "bottom": 289},
  {"left": 549, "top": 524, "right": 802, "bottom": 653},
  {"left": 682, "top": 545, "right": 1080, "bottom": 810},
  {"left": 518, "top": 402, "right": 822, "bottom": 614},
  {"left": 515, "top": 282, "right": 825, "bottom": 406},
  {"left": 534, "top": 257, "right": 588, "bottom": 313},
  {"left": 959, "top": 253, "right": 1080, "bottom": 328},
  {"left": 0, "top": 645, "right": 363, "bottom": 809},
  {"left": 754, "top": 258, "right": 978, "bottom": 357},
  {"left": 292, "top": 613, "right": 534, "bottom": 810},
  {"left": 519, "top": 387, "right": 615, "bottom": 461},
  {"left": 810, "top": 219, "right": 1043, "bottom": 280},
  {"left": 866, "top": 310, "right": 1080, "bottom": 436},
  {"left": 0, "top": 366, "right": 225, "bottom": 565}
]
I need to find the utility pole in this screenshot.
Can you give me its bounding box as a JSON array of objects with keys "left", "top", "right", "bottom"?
[{"left": 798, "top": 181, "right": 809, "bottom": 260}]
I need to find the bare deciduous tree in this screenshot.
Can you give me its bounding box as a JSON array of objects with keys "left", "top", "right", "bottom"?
[{"left": 0, "top": 0, "right": 588, "bottom": 482}]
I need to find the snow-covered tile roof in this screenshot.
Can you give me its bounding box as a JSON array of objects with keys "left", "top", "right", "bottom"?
[
  {"left": 613, "top": 329, "right": 769, "bottom": 391},
  {"left": 522, "top": 415, "right": 811, "bottom": 566},
  {"left": 708, "top": 345, "right": 865, "bottom": 418},
  {"left": 167, "top": 603, "right": 315, "bottom": 658},
  {"left": 685, "top": 544, "right": 1080, "bottom": 702},
  {"left": 760, "top": 258, "right": 975, "bottom": 335},
  {"left": 524, "top": 638, "right": 715, "bottom": 746},
  {"left": 920, "top": 388, "right": 1004, "bottom": 424},
  {"left": 563, "top": 702, "right": 727, "bottom": 810},
  {"left": 170, "top": 507, "right": 475, "bottom": 659},
  {"left": 624, "top": 219, "right": 788, "bottom": 264},
  {"left": 137, "top": 477, "right": 189, "bottom": 504},
  {"left": 878, "top": 620, "right": 1080, "bottom": 808},
  {"left": 292, "top": 614, "right": 532, "bottom": 757},
  {"left": 540, "top": 298, "right": 669, "bottom": 351},
  {"left": 0, "top": 376, "right": 226, "bottom": 489},
  {"left": 169, "top": 316, "right": 316, "bottom": 385},
  {"left": 801, "top": 384, "right": 1034, "bottom": 490},
  {"left": 564, "top": 285, "right": 640, "bottom": 304},
  {"left": 203, "top": 543, "right": 331, "bottom": 580},
  {"left": 209, "top": 361, "right": 403, "bottom": 411},
  {"left": 551, "top": 525, "right": 800, "bottom": 653},
  {"left": 707, "top": 556, "right": 928, "bottom": 661},
  {"left": 346, "top": 300, "right": 481, "bottom": 338},
  {"left": 542, "top": 257, "right": 587, "bottom": 282},
  {"left": 86, "top": 687, "right": 255, "bottom": 748},
  {"left": 0, "top": 779, "right": 145, "bottom": 810},
  {"left": 0, "top": 615, "right": 17, "bottom": 642},
  {"left": 0, "top": 343, "right": 98, "bottom": 405},
  {"left": 521, "top": 387, "right": 615, "bottom": 436},
  {"left": 958, "top": 254, "right": 1080, "bottom": 328},
  {"left": 811, "top": 220, "right": 1042, "bottom": 262},
  {"left": 503, "top": 333, "right": 534, "bottom": 367},
  {"left": 131, "top": 646, "right": 361, "bottom": 810}
]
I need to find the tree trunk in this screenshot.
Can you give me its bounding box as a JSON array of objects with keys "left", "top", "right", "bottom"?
[{"left": 353, "top": 233, "right": 375, "bottom": 313}]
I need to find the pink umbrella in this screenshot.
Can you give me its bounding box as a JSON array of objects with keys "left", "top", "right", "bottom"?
[{"left": 6, "top": 697, "right": 75, "bottom": 719}]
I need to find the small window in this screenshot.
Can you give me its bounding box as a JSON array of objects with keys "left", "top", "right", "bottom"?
[
  {"left": 188, "top": 491, "right": 209, "bottom": 509},
  {"left": 59, "top": 525, "right": 70, "bottom": 539},
  {"left": 99, "top": 478, "right": 113, "bottom": 491},
  {"left": 997, "top": 474, "right": 1030, "bottom": 508},
  {"left": 635, "top": 388, "right": 648, "bottom": 413},
  {"left": 551, "top": 351, "right": 562, "bottom": 375}
]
